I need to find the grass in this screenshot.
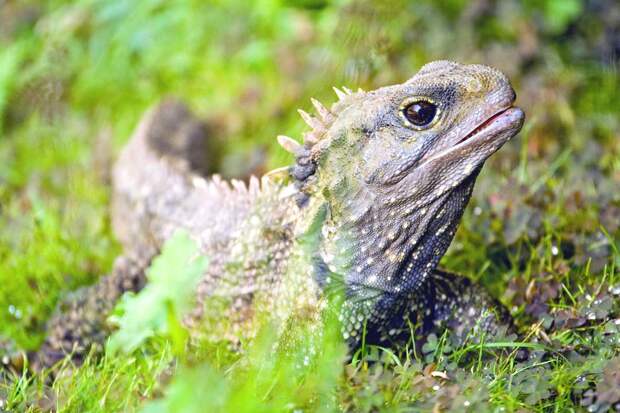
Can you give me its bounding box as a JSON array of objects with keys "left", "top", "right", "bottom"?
[{"left": 0, "top": 0, "right": 619, "bottom": 411}]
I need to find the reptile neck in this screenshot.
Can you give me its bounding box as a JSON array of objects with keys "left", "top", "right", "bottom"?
[{"left": 317, "top": 173, "right": 479, "bottom": 300}]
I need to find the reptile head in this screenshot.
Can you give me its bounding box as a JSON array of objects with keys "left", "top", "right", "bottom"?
[{"left": 280, "top": 61, "right": 524, "bottom": 299}]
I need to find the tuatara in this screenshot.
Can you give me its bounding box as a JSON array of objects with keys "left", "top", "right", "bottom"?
[{"left": 32, "top": 60, "right": 524, "bottom": 369}]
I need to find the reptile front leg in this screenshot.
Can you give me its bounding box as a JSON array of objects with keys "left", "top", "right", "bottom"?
[
  {"left": 346, "top": 270, "right": 513, "bottom": 352},
  {"left": 428, "top": 270, "right": 513, "bottom": 343}
]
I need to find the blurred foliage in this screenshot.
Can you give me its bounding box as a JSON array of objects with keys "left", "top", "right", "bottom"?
[
  {"left": 0, "top": 0, "right": 619, "bottom": 411},
  {"left": 107, "top": 231, "right": 209, "bottom": 355}
]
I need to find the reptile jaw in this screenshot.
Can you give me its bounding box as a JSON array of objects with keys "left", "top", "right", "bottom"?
[
  {"left": 457, "top": 106, "right": 515, "bottom": 145},
  {"left": 421, "top": 105, "right": 524, "bottom": 167}
]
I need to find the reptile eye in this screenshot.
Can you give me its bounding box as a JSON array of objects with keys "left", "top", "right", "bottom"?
[{"left": 402, "top": 100, "right": 437, "bottom": 127}]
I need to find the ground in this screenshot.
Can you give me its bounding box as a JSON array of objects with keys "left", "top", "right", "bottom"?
[{"left": 0, "top": 1, "right": 619, "bottom": 412}]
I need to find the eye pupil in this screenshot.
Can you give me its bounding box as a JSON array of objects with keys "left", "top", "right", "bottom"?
[{"left": 403, "top": 100, "right": 437, "bottom": 126}]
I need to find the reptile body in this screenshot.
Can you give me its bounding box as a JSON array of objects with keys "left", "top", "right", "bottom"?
[{"left": 35, "top": 61, "right": 524, "bottom": 369}]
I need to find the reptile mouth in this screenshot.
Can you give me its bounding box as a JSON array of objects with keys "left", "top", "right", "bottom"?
[
  {"left": 420, "top": 106, "right": 524, "bottom": 167},
  {"left": 457, "top": 106, "right": 514, "bottom": 145}
]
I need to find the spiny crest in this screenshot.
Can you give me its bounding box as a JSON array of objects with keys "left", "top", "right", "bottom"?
[
  {"left": 276, "top": 85, "right": 364, "bottom": 157},
  {"left": 207, "top": 85, "right": 366, "bottom": 209},
  {"left": 192, "top": 173, "right": 279, "bottom": 202},
  {"left": 277, "top": 135, "right": 307, "bottom": 157},
  {"left": 273, "top": 85, "right": 365, "bottom": 206}
]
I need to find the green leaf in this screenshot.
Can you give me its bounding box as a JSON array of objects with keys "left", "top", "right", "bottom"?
[{"left": 107, "top": 231, "right": 209, "bottom": 354}]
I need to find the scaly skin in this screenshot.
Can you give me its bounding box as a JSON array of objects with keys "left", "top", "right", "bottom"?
[{"left": 31, "top": 61, "right": 524, "bottom": 369}]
